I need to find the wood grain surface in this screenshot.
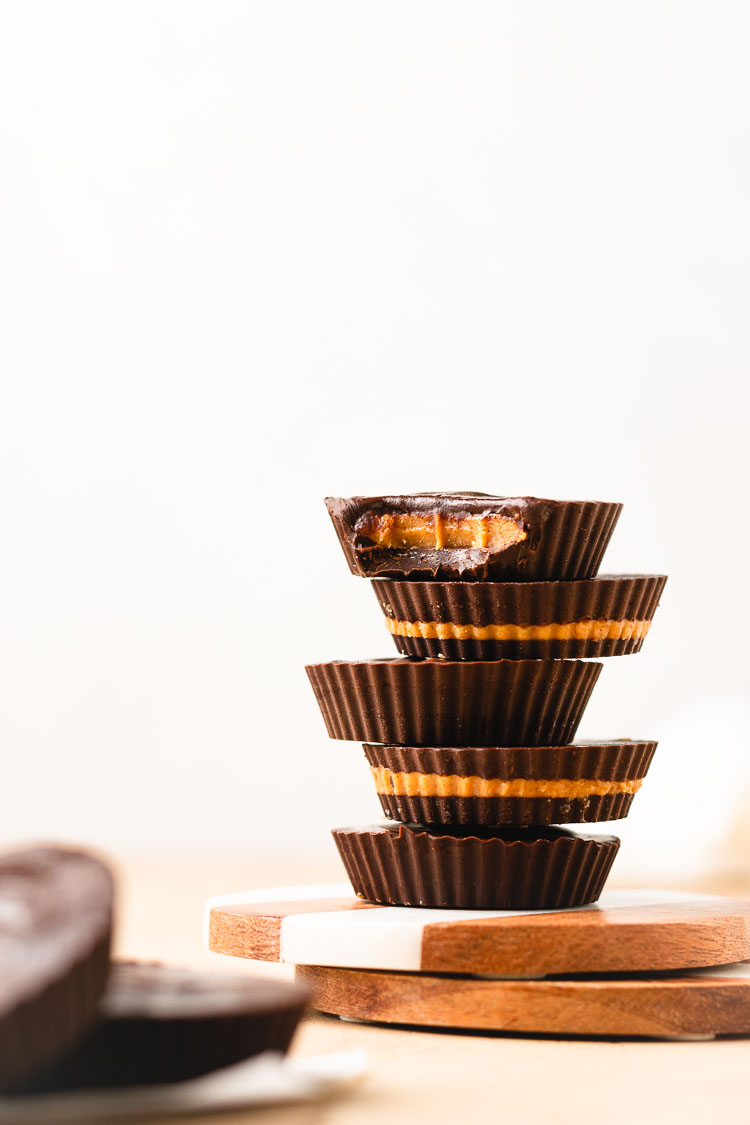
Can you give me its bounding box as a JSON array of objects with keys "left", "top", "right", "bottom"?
[
  {"left": 297, "top": 964, "right": 750, "bottom": 1040},
  {"left": 421, "top": 896, "right": 750, "bottom": 974},
  {"left": 115, "top": 857, "right": 750, "bottom": 1125},
  {"left": 208, "top": 897, "right": 376, "bottom": 961},
  {"left": 208, "top": 890, "right": 750, "bottom": 975}
]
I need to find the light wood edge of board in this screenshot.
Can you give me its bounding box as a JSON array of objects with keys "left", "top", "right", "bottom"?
[
  {"left": 296, "top": 964, "right": 750, "bottom": 1040},
  {"left": 209, "top": 908, "right": 281, "bottom": 961},
  {"left": 208, "top": 897, "right": 379, "bottom": 962},
  {"left": 208, "top": 898, "right": 750, "bottom": 976}
]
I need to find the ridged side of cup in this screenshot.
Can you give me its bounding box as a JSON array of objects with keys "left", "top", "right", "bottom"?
[
  {"left": 374, "top": 575, "right": 667, "bottom": 659},
  {"left": 332, "top": 825, "right": 620, "bottom": 909},
  {"left": 363, "top": 741, "right": 657, "bottom": 779},
  {"left": 523, "top": 500, "right": 623, "bottom": 581},
  {"left": 306, "top": 659, "right": 602, "bottom": 746},
  {"left": 363, "top": 741, "right": 656, "bottom": 825},
  {"left": 373, "top": 791, "right": 636, "bottom": 826}
]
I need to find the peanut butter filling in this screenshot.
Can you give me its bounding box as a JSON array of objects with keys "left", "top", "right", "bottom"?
[
  {"left": 355, "top": 512, "right": 527, "bottom": 551},
  {"left": 385, "top": 617, "right": 651, "bottom": 642},
  {"left": 371, "top": 767, "right": 642, "bottom": 799}
]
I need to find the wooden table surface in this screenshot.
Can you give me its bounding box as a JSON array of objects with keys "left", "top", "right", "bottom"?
[{"left": 114, "top": 855, "right": 750, "bottom": 1125}]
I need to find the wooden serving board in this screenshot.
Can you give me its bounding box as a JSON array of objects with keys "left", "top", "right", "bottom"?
[
  {"left": 205, "top": 883, "right": 750, "bottom": 977},
  {"left": 296, "top": 961, "right": 750, "bottom": 1040}
]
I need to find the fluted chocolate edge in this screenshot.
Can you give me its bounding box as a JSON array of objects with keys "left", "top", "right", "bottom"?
[
  {"left": 306, "top": 659, "right": 602, "bottom": 747},
  {"left": 373, "top": 575, "right": 666, "bottom": 626},
  {"left": 362, "top": 741, "right": 657, "bottom": 780},
  {"left": 332, "top": 824, "right": 620, "bottom": 910},
  {"left": 374, "top": 574, "right": 667, "bottom": 660},
  {"left": 374, "top": 791, "right": 637, "bottom": 826}
]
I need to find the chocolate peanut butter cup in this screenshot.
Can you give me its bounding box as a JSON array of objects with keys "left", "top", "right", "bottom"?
[
  {"left": 306, "top": 658, "right": 602, "bottom": 747},
  {"left": 326, "top": 494, "right": 622, "bottom": 581},
  {"left": 332, "top": 824, "right": 620, "bottom": 909},
  {"left": 364, "top": 741, "right": 657, "bottom": 826},
  {"left": 373, "top": 575, "right": 667, "bottom": 660},
  {"left": 20, "top": 963, "right": 310, "bottom": 1092},
  {"left": 0, "top": 846, "right": 114, "bottom": 1093}
]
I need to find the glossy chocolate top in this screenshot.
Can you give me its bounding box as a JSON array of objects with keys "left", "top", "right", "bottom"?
[
  {"left": 333, "top": 823, "right": 620, "bottom": 844},
  {"left": 102, "top": 962, "right": 311, "bottom": 1020},
  {"left": 327, "top": 493, "right": 601, "bottom": 515},
  {"left": 372, "top": 574, "right": 667, "bottom": 625},
  {"left": 306, "top": 657, "right": 601, "bottom": 747}
]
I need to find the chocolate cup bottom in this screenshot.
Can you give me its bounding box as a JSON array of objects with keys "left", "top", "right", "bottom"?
[
  {"left": 375, "top": 791, "right": 636, "bottom": 827},
  {"left": 333, "top": 826, "right": 620, "bottom": 910},
  {"left": 391, "top": 636, "right": 646, "bottom": 660}
]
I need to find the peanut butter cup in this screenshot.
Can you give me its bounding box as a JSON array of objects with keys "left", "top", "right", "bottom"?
[
  {"left": 0, "top": 846, "right": 114, "bottom": 1093},
  {"left": 306, "top": 658, "right": 602, "bottom": 747},
  {"left": 326, "top": 494, "right": 622, "bottom": 581},
  {"left": 364, "top": 741, "right": 657, "bottom": 826},
  {"left": 373, "top": 575, "right": 667, "bottom": 660},
  {"left": 332, "top": 824, "right": 620, "bottom": 909},
  {"left": 19, "top": 963, "right": 310, "bottom": 1092}
]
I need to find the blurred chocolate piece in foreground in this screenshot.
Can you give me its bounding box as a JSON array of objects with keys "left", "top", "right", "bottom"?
[
  {"left": 18, "top": 962, "right": 310, "bottom": 1092},
  {"left": 0, "top": 846, "right": 114, "bottom": 1092}
]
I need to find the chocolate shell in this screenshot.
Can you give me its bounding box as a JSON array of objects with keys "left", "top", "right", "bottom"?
[
  {"left": 18, "top": 962, "right": 310, "bottom": 1092},
  {"left": 332, "top": 824, "right": 620, "bottom": 909},
  {"left": 0, "top": 846, "right": 114, "bottom": 1093},
  {"left": 325, "top": 494, "right": 622, "bottom": 581},
  {"left": 306, "top": 658, "right": 602, "bottom": 747},
  {"left": 373, "top": 575, "right": 667, "bottom": 660},
  {"left": 364, "top": 741, "right": 657, "bottom": 826}
]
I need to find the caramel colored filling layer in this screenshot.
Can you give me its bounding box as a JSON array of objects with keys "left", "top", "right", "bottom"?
[
  {"left": 385, "top": 617, "right": 651, "bottom": 642},
  {"left": 372, "top": 767, "right": 642, "bottom": 799},
  {"left": 356, "top": 512, "right": 527, "bottom": 551}
]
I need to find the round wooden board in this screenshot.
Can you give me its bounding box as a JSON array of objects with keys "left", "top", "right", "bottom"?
[
  {"left": 206, "top": 884, "right": 750, "bottom": 976},
  {"left": 297, "top": 962, "right": 750, "bottom": 1040}
]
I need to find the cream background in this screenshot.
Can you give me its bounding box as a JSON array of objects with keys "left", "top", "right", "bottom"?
[{"left": 1, "top": 1, "right": 748, "bottom": 882}]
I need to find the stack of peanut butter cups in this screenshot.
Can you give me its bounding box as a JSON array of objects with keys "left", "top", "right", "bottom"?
[{"left": 306, "top": 494, "right": 666, "bottom": 911}]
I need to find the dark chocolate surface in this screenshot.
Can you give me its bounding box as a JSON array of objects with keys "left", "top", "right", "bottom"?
[
  {"left": 17, "top": 962, "right": 310, "bottom": 1092},
  {"left": 374, "top": 574, "right": 667, "bottom": 659},
  {"left": 363, "top": 741, "right": 657, "bottom": 780},
  {"left": 332, "top": 823, "right": 620, "bottom": 909},
  {"left": 306, "top": 658, "right": 602, "bottom": 746},
  {"left": 373, "top": 575, "right": 667, "bottom": 626},
  {"left": 390, "top": 636, "right": 647, "bottom": 659},
  {"left": 0, "top": 846, "right": 114, "bottom": 1092},
  {"left": 364, "top": 743, "right": 656, "bottom": 825},
  {"left": 326, "top": 494, "right": 622, "bottom": 581},
  {"left": 336, "top": 823, "right": 609, "bottom": 842}
]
